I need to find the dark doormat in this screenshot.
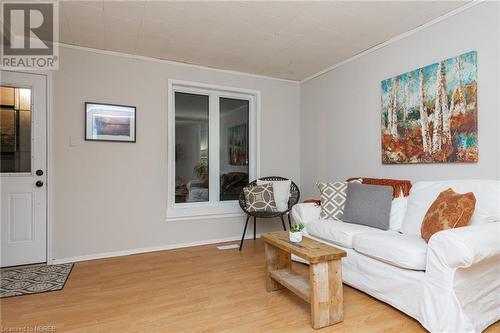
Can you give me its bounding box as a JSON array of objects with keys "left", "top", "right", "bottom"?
[{"left": 1, "top": 263, "right": 74, "bottom": 298}]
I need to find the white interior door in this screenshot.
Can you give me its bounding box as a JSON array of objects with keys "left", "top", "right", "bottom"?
[{"left": 1, "top": 71, "right": 47, "bottom": 267}]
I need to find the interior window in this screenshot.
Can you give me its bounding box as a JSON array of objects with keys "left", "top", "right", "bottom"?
[
  {"left": 174, "top": 92, "right": 209, "bottom": 203},
  {"left": 219, "top": 97, "right": 249, "bottom": 201},
  {"left": 171, "top": 84, "right": 255, "bottom": 207}
]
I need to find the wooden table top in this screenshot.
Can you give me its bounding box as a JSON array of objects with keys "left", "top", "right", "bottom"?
[{"left": 261, "top": 232, "right": 346, "bottom": 264}]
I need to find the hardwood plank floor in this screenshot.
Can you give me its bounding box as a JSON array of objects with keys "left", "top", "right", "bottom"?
[{"left": 1, "top": 239, "right": 499, "bottom": 333}]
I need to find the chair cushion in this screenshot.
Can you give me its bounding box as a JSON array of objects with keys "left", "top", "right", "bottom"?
[
  {"left": 306, "top": 219, "right": 386, "bottom": 249},
  {"left": 243, "top": 184, "right": 277, "bottom": 213},
  {"left": 257, "top": 179, "right": 291, "bottom": 212},
  {"left": 352, "top": 233, "right": 428, "bottom": 270}
]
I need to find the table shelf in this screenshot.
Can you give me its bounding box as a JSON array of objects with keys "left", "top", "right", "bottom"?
[
  {"left": 270, "top": 268, "right": 311, "bottom": 303},
  {"left": 263, "top": 232, "right": 346, "bottom": 329}
]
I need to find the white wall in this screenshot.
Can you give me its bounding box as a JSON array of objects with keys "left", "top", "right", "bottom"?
[
  {"left": 51, "top": 46, "right": 300, "bottom": 261},
  {"left": 300, "top": 2, "right": 500, "bottom": 198},
  {"left": 52, "top": 2, "right": 500, "bottom": 260}
]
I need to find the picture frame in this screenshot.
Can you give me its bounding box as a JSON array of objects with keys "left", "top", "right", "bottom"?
[{"left": 85, "top": 102, "right": 136, "bottom": 142}]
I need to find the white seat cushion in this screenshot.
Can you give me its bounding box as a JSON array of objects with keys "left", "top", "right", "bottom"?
[
  {"left": 306, "top": 219, "right": 386, "bottom": 249},
  {"left": 353, "top": 233, "right": 428, "bottom": 270}
]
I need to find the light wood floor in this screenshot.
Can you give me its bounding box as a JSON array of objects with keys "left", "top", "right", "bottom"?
[{"left": 1, "top": 239, "right": 499, "bottom": 333}]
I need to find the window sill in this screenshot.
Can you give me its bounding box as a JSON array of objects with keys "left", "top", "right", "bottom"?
[{"left": 166, "top": 201, "right": 245, "bottom": 222}]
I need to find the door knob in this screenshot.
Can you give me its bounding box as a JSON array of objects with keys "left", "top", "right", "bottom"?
[
  {"left": 35, "top": 181, "right": 44, "bottom": 187},
  {"left": 36, "top": 169, "right": 44, "bottom": 176}
]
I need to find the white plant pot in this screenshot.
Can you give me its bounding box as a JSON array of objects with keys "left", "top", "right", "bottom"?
[{"left": 289, "top": 231, "right": 303, "bottom": 243}]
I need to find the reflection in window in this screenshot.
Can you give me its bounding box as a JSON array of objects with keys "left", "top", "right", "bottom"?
[
  {"left": 220, "top": 98, "right": 249, "bottom": 201},
  {"left": 174, "top": 92, "right": 209, "bottom": 203},
  {"left": 0, "top": 86, "right": 31, "bottom": 173}
]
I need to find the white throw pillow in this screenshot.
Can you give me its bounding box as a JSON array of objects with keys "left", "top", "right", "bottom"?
[
  {"left": 257, "top": 179, "right": 291, "bottom": 212},
  {"left": 389, "top": 194, "right": 408, "bottom": 231}
]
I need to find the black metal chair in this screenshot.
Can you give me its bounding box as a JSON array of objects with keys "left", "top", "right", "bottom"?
[{"left": 238, "top": 176, "right": 300, "bottom": 251}]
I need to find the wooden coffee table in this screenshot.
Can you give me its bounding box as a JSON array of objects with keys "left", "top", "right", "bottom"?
[{"left": 261, "top": 231, "right": 347, "bottom": 329}]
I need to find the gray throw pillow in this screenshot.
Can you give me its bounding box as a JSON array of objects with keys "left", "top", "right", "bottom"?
[
  {"left": 244, "top": 184, "right": 278, "bottom": 213},
  {"left": 342, "top": 183, "right": 393, "bottom": 230}
]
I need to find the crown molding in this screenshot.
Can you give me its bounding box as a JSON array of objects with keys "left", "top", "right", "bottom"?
[{"left": 300, "top": 0, "right": 485, "bottom": 83}]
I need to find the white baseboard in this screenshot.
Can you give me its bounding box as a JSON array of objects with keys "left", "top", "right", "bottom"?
[{"left": 50, "top": 233, "right": 263, "bottom": 265}]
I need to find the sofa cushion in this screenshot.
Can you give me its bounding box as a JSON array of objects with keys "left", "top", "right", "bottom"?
[
  {"left": 306, "top": 219, "right": 386, "bottom": 249},
  {"left": 343, "top": 183, "right": 393, "bottom": 230},
  {"left": 390, "top": 194, "right": 408, "bottom": 231},
  {"left": 401, "top": 180, "right": 500, "bottom": 235},
  {"left": 317, "top": 179, "right": 361, "bottom": 220},
  {"left": 352, "top": 233, "right": 427, "bottom": 270},
  {"left": 352, "top": 232, "right": 427, "bottom": 271},
  {"left": 421, "top": 188, "right": 476, "bottom": 242}
]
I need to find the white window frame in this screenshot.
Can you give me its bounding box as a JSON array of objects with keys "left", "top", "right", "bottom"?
[{"left": 166, "top": 79, "right": 261, "bottom": 221}]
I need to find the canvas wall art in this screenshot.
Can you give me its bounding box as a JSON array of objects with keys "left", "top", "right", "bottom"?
[
  {"left": 381, "top": 51, "right": 477, "bottom": 164},
  {"left": 228, "top": 123, "right": 248, "bottom": 166}
]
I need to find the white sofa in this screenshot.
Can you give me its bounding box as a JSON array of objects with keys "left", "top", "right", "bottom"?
[{"left": 291, "top": 179, "right": 500, "bottom": 333}]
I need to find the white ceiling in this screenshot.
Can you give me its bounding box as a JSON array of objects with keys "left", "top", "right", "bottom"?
[{"left": 59, "top": 1, "right": 467, "bottom": 81}]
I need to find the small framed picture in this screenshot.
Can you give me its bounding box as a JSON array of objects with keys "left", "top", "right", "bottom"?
[{"left": 85, "top": 102, "right": 136, "bottom": 142}]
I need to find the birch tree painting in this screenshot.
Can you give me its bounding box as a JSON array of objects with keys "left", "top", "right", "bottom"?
[{"left": 381, "top": 51, "right": 478, "bottom": 164}]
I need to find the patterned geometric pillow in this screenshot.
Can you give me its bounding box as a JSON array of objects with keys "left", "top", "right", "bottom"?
[
  {"left": 421, "top": 188, "right": 476, "bottom": 242},
  {"left": 317, "top": 179, "right": 361, "bottom": 220},
  {"left": 244, "top": 184, "right": 278, "bottom": 213}
]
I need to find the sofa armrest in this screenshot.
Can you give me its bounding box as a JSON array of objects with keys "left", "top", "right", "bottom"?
[
  {"left": 427, "top": 223, "right": 500, "bottom": 269},
  {"left": 422, "top": 223, "right": 500, "bottom": 332},
  {"left": 291, "top": 203, "right": 321, "bottom": 225}
]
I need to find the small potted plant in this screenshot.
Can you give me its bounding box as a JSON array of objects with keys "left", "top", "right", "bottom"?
[
  {"left": 289, "top": 218, "right": 305, "bottom": 243},
  {"left": 193, "top": 161, "right": 208, "bottom": 181}
]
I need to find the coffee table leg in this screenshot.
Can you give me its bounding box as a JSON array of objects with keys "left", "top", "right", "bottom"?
[
  {"left": 265, "top": 243, "right": 291, "bottom": 292},
  {"left": 310, "top": 259, "right": 343, "bottom": 329}
]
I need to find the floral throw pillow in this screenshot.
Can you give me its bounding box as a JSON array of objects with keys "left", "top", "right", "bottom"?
[
  {"left": 421, "top": 188, "right": 476, "bottom": 242},
  {"left": 244, "top": 184, "right": 278, "bottom": 213}
]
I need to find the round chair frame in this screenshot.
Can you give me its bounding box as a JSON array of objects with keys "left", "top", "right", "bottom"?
[{"left": 238, "top": 176, "right": 300, "bottom": 251}]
